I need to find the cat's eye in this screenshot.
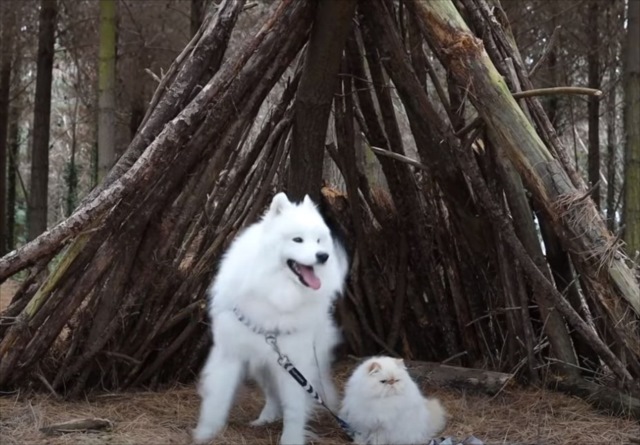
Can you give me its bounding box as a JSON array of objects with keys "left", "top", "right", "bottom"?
[
  {"left": 380, "top": 379, "right": 387, "bottom": 384},
  {"left": 292, "top": 237, "right": 303, "bottom": 243}
]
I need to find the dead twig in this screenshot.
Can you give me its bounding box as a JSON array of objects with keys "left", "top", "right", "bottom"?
[{"left": 40, "top": 418, "right": 113, "bottom": 435}]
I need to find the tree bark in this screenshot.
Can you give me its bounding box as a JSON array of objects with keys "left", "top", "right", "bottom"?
[
  {"left": 27, "top": 0, "right": 57, "bottom": 241},
  {"left": 97, "top": 0, "right": 117, "bottom": 183},
  {"left": 6, "top": 105, "right": 18, "bottom": 251},
  {"left": 587, "top": 0, "right": 601, "bottom": 209},
  {"left": 287, "top": 0, "right": 357, "bottom": 202},
  {"left": 606, "top": 56, "right": 617, "bottom": 231},
  {"left": 0, "top": 3, "right": 13, "bottom": 255},
  {"left": 624, "top": 0, "right": 640, "bottom": 257}
]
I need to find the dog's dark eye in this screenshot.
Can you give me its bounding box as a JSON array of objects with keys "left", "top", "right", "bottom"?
[
  {"left": 317, "top": 238, "right": 321, "bottom": 243},
  {"left": 292, "top": 237, "right": 303, "bottom": 243}
]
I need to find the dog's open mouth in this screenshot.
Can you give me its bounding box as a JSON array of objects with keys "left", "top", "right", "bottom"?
[{"left": 287, "top": 260, "right": 321, "bottom": 290}]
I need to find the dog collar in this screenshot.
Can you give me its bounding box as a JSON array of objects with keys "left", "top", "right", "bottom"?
[{"left": 232, "top": 307, "right": 296, "bottom": 336}]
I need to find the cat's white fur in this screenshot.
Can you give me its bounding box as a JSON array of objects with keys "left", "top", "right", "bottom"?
[
  {"left": 193, "top": 192, "right": 349, "bottom": 445},
  {"left": 340, "top": 356, "right": 447, "bottom": 445}
]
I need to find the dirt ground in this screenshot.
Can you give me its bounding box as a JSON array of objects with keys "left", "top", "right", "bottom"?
[{"left": 1, "top": 280, "right": 638, "bottom": 444}]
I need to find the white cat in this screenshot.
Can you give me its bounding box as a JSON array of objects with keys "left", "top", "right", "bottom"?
[{"left": 340, "top": 356, "right": 447, "bottom": 445}]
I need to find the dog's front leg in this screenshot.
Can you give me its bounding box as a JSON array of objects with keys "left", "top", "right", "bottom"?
[
  {"left": 275, "top": 367, "right": 310, "bottom": 445},
  {"left": 193, "top": 347, "right": 244, "bottom": 443},
  {"left": 250, "top": 366, "right": 282, "bottom": 426}
]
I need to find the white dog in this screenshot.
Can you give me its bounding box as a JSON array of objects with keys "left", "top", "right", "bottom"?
[{"left": 193, "top": 192, "right": 349, "bottom": 444}]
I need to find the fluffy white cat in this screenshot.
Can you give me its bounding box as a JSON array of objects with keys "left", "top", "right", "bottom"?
[
  {"left": 340, "top": 356, "right": 447, "bottom": 445},
  {"left": 193, "top": 192, "right": 349, "bottom": 445}
]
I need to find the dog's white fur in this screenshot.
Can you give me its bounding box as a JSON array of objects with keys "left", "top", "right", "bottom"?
[{"left": 193, "top": 192, "right": 348, "bottom": 445}]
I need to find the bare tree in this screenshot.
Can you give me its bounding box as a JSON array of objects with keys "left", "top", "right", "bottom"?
[
  {"left": 587, "top": 0, "right": 601, "bottom": 208},
  {"left": 27, "top": 0, "right": 58, "bottom": 240},
  {"left": 0, "top": 2, "right": 14, "bottom": 254},
  {"left": 97, "top": 0, "right": 116, "bottom": 183},
  {"left": 624, "top": 0, "right": 640, "bottom": 256}
]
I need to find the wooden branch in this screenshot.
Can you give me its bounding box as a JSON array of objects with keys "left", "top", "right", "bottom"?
[
  {"left": 369, "top": 105, "right": 634, "bottom": 383},
  {"left": 40, "top": 418, "right": 113, "bottom": 435},
  {"left": 529, "top": 25, "right": 562, "bottom": 77},
  {"left": 512, "top": 86, "right": 602, "bottom": 99},
  {"left": 453, "top": 130, "right": 635, "bottom": 385},
  {"left": 0, "top": 0, "right": 308, "bottom": 282},
  {"left": 369, "top": 145, "right": 429, "bottom": 171},
  {"left": 406, "top": 0, "right": 640, "bottom": 320},
  {"left": 551, "top": 376, "right": 640, "bottom": 420},
  {"left": 406, "top": 360, "right": 514, "bottom": 395},
  {"left": 0, "top": 0, "right": 316, "bottom": 390}
]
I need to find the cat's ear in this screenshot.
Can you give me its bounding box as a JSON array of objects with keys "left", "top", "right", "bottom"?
[
  {"left": 394, "top": 358, "right": 406, "bottom": 369},
  {"left": 367, "top": 361, "right": 381, "bottom": 375}
]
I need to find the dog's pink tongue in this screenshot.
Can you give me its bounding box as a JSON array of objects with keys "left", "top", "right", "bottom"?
[{"left": 299, "top": 265, "right": 321, "bottom": 290}]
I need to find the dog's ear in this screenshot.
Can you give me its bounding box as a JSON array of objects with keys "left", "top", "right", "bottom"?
[
  {"left": 302, "top": 194, "right": 315, "bottom": 208},
  {"left": 268, "top": 192, "right": 291, "bottom": 216}
]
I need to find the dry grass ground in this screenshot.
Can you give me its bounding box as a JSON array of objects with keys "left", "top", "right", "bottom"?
[
  {"left": 1, "top": 281, "right": 638, "bottom": 444},
  {"left": 1, "top": 369, "right": 638, "bottom": 445}
]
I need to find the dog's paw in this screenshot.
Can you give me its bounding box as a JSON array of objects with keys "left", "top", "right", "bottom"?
[
  {"left": 279, "top": 430, "right": 306, "bottom": 445},
  {"left": 192, "top": 424, "right": 217, "bottom": 444},
  {"left": 250, "top": 414, "right": 281, "bottom": 427}
]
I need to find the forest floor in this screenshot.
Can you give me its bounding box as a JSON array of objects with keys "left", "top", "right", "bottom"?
[{"left": 1, "top": 281, "right": 638, "bottom": 445}]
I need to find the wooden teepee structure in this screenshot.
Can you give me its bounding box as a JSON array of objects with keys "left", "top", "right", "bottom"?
[{"left": 1, "top": 0, "right": 639, "bottom": 417}]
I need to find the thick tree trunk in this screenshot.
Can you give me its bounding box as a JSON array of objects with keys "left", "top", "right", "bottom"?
[
  {"left": 0, "top": 4, "right": 12, "bottom": 255},
  {"left": 97, "top": 0, "right": 117, "bottom": 183},
  {"left": 66, "top": 87, "right": 79, "bottom": 216},
  {"left": 606, "top": 57, "right": 617, "bottom": 231},
  {"left": 27, "top": 0, "right": 57, "bottom": 240},
  {"left": 287, "top": 0, "right": 357, "bottom": 202},
  {"left": 6, "top": 105, "right": 18, "bottom": 251},
  {"left": 624, "top": 0, "right": 640, "bottom": 257},
  {"left": 587, "top": 0, "right": 601, "bottom": 209}
]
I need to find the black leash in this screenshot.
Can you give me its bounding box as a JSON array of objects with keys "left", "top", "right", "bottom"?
[
  {"left": 264, "top": 334, "right": 355, "bottom": 440},
  {"left": 232, "top": 308, "right": 356, "bottom": 441}
]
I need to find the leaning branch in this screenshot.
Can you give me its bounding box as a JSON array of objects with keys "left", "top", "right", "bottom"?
[{"left": 512, "top": 86, "right": 602, "bottom": 99}]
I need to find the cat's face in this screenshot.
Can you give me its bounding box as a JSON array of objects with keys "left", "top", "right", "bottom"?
[{"left": 361, "top": 356, "right": 408, "bottom": 398}]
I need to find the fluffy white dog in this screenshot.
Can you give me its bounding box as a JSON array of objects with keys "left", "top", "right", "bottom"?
[{"left": 193, "top": 192, "right": 349, "bottom": 445}]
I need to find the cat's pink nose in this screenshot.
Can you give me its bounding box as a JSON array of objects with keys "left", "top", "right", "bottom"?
[{"left": 388, "top": 378, "right": 398, "bottom": 385}]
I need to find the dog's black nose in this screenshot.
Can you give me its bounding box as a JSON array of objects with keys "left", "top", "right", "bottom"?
[{"left": 316, "top": 252, "right": 329, "bottom": 264}]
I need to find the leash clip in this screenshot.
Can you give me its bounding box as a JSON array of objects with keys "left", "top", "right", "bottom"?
[{"left": 265, "top": 333, "right": 289, "bottom": 365}]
